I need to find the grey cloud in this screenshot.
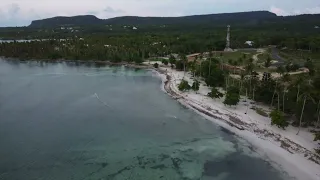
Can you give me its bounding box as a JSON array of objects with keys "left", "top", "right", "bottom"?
[
  {"left": 104, "top": 6, "right": 124, "bottom": 13},
  {"left": 8, "top": 3, "right": 20, "bottom": 16}
]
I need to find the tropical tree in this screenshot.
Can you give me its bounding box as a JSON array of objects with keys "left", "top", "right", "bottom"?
[
  {"left": 243, "top": 53, "right": 247, "bottom": 60},
  {"left": 294, "top": 75, "right": 305, "bottom": 103},
  {"left": 281, "top": 73, "right": 291, "bottom": 112},
  {"left": 265, "top": 56, "right": 271, "bottom": 68},
  {"left": 169, "top": 54, "right": 176, "bottom": 66},
  {"left": 276, "top": 66, "right": 286, "bottom": 77},
  {"left": 270, "top": 110, "right": 288, "bottom": 129},
  {"left": 245, "top": 62, "right": 254, "bottom": 98},
  {"left": 162, "top": 59, "right": 169, "bottom": 65},
  {"left": 208, "top": 88, "right": 224, "bottom": 99},
  {"left": 316, "top": 98, "right": 320, "bottom": 128},
  {"left": 315, "top": 132, "right": 320, "bottom": 141},
  {"left": 178, "top": 79, "right": 191, "bottom": 91},
  {"left": 239, "top": 72, "right": 246, "bottom": 96},
  {"left": 179, "top": 53, "right": 187, "bottom": 77},
  {"left": 224, "top": 86, "right": 240, "bottom": 106},
  {"left": 208, "top": 51, "right": 213, "bottom": 76},
  {"left": 192, "top": 80, "right": 200, "bottom": 92},
  {"left": 296, "top": 83, "right": 315, "bottom": 135}
]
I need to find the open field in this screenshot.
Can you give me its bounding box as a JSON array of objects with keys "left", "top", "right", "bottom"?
[
  {"left": 257, "top": 52, "right": 271, "bottom": 63},
  {"left": 279, "top": 49, "right": 320, "bottom": 66},
  {"left": 219, "top": 51, "right": 255, "bottom": 64}
]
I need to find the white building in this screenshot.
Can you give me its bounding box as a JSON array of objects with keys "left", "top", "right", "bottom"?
[{"left": 244, "top": 41, "right": 254, "bottom": 46}]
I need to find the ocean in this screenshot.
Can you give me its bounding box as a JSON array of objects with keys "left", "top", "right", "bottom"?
[{"left": 0, "top": 59, "right": 291, "bottom": 180}]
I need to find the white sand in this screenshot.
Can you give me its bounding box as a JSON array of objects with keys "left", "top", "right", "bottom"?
[{"left": 155, "top": 66, "right": 320, "bottom": 180}]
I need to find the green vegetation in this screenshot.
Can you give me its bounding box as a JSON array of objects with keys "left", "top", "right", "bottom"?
[
  {"left": 279, "top": 49, "right": 320, "bottom": 66},
  {"left": 270, "top": 110, "right": 288, "bottom": 129},
  {"left": 1, "top": 9, "right": 320, "bottom": 144},
  {"left": 257, "top": 52, "right": 271, "bottom": 63},
  {"left": 254, "top": 107, "right": 269, "bottom": 117},
  {"left": 222, "top": 51, "right": 254, "bottom": 65},
  {"left": 315, "top": 132, "right": 320, "bottom": 141},
  {"left": 162, "top": 59, "right": 169, "bottom": 65},
  {"left": 224, "top": 86, "right": 240, "bottom": 106},
  {"left": 169, "top": 55, "right": 176, "bottom": 66},
  {"left": 153, "top": 63, "right": 159, "bottom": 68},
  {"left": 178, "top": 80, "right": 191, "bottom": 91},
  {"left": 208, "top": 88, "right": 224, "bottom": 99},
  {"left": 192, "top": 80, "right": 200, "bottom": 91}
]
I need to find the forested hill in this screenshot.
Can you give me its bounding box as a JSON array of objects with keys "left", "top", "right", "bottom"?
[
  {"left": 29, "top": 15, "right": 104, "bottom": 28},
  {"left": 29, "top": 11, "right": 277, "bottom": 28}
]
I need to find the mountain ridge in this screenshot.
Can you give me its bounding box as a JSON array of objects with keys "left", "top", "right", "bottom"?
[{"left": 29, "top": 11, "right": 278, "bottom": 28}]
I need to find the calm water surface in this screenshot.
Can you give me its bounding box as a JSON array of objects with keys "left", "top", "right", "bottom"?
[{"left": 0, "top": 59, "right": 291, "bottom": 180}]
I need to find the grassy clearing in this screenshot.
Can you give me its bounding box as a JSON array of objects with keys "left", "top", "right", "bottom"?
[
  {"left": 254, "top": 66, "right": 277, "bottom": 73},
  {"left": 279, "top": 49, "right": 320, "bottom": 66},
  {"left": 257, "top": 53, "right": 271, "bottom": 63},
  {"left": 220, "top": 51, "right": 255, "bottom": 63},
  {"left": 149, "top": 57, "right": 167, "bottom": 62}
]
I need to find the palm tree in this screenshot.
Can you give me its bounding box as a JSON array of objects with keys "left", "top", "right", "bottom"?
[
  {"left": 192, "top": 58, "right": 197, "bottom": 78},
  {"left": 245, "top": 62, "right": 254, "bottom": 98},
  {"left": 179, "top": 53, "right": 187, "bottom": 78},
  {"left": 208, "top": 51, "right": 213, "bottom": 76},
  {"left": 224, "top": 71, "right": 230, "bottom": 91},
  {"left": 199, "top": 57, "right": 203, "bottom": 78},
  {"left": 238, "top": 57, "right": 243, "bottom": 67},
  {"left": 251, "top": 77, "right": 259, "bottom": 101},
  {"left": 271, "top": 80, "right": 278, "bottom": 108},
  {"left": 297, "top": 84, "right": 315, "bottom": 135},
  {"left": 294, "top": 75, "right": 305, "bottom": 103},
  {"left": 239, "top": 72, "right": 245, "bottom": 97},
  {"left": 243, "top": 53, "right": 247, "bottom": 60},
  {"left": 169, "top": 54, "right": 176, "bottom": 67},
  {"left": 316, "top": 99, "right": 320, "bottom": 128},
  {"left": 276, "top": 66, "right": 286, "bottom": 77},
  {"left": 281, "top": 73, "right": 291, "bottom": 112}
]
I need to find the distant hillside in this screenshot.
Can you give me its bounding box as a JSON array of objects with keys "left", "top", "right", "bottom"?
[
  {"left": 29, "top": 15, "right": 104, "bottom": 28},
  {"left": 103, "top": 11, "right": 277, "bottom": 26},
  {"left": 29, "top": 11, "right": 277, "bottom": 28}
]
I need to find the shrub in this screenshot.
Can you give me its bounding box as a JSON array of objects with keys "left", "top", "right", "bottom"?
[
  {"left": 178, "top": 80, "right": 191, "bottom": 91},
  {"left": 192, "top": 80, "right": 200, "bottom": 91},
  {"left": 208, "top": 88, "right": 224, "bottom": 99},
  {"left": 314, "top": 132, "right": 320, "bottom": 141},
  {"left": 162, "top": 59, "right": 169, "bottom": 65},
  {"left": 223, "top": 86, "right": 240, "bottom": 106},
  {"left": 255, "top": 107, "right": 269, "bottom": 117},
  {"left": 153, "top": 63, "right": 159, "bottom": 68},
  {"left": 270, "top": 110, "right": 288, "bottom": 129}
]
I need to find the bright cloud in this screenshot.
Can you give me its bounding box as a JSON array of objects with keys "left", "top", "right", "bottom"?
[
  {"left": 270, "top": 6, "right": 288, "bottom": 16},
  {"left": 270, "top": 5, "right": 320, "bottom": 16},
  {"left": 0, "top": 0, "right": 319, "bottom": 26}
]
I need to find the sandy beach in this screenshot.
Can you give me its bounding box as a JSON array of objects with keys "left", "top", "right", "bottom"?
[{"left": 154, "top": 65, "right": 320, "bottom": 180}]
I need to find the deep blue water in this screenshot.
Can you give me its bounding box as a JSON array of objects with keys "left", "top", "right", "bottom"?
[{"left": 0, "top": 59, "right": 291, "bottom": 180}]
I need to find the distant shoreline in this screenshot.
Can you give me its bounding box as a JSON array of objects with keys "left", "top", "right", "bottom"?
[{"left": 0, "top": 56, "right": 152, "bottom": 69}]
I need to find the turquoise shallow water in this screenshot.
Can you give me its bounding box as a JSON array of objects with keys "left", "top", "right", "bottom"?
[{"left": 0, "top": 59, "right": 291, "bottom": 180}]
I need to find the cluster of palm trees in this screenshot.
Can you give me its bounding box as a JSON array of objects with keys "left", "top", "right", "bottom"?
[{"left": 175, "top": 50, "right": 320, "bottom": 137}]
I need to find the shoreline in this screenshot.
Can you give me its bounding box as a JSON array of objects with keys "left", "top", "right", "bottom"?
[
  {"left": 0, "top": 57, "right": 152, "bottom": 69},
  {"left": 154, "top": 67, "right": 320, "bottom": 180}
]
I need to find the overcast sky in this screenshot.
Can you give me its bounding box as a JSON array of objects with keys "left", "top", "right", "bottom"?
[{"left": 0, "top": 0, "right": 319, "bottom": 27}]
